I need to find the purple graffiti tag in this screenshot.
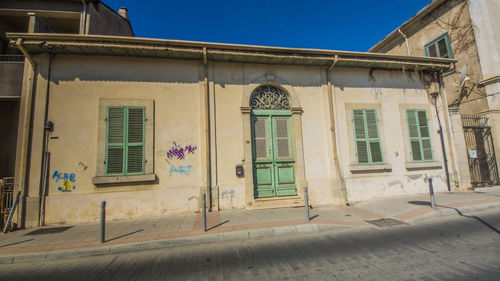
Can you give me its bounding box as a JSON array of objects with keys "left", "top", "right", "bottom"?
[
  {"left": 166, "top": 142, "right": 197, "bottom": 160},
  {"left": 185, "top": 145, "right": 197, "bottom": 154},
  {"left": 167, "top": 142, "right": 185, "bottom": 159}
]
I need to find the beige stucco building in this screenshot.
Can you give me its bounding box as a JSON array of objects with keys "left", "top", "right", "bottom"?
[
  {"left": 7, "top": 33, "right": 459, "bottom": 227},
  {"left": 0, "top": 0, "right": 134, "bottom": 181},
  {"left": 370, "top": 0, "right": 500, "bottom": 188}
]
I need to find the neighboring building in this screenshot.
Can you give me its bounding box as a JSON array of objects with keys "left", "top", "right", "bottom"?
[
  {"left": 369, "top": 0, "right": 500, "bottom": 188},
  {"left": 7, "top": 33, "right": 456, "bottom": 227},
  {"left": 0, "top": 0, "right": 134, "bottom": 181}
]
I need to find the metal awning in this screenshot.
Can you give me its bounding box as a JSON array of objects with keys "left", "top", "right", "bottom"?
[{"left": 7, "top": 33, "right": 456, "bottom": 72}]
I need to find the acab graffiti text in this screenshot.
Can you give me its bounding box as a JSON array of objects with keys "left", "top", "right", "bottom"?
[
  {"left": 169, "top": 165, "right": 192, "bottom": 176},
  {"left": 52, "top": 171, "right": 76, "bottom": 192}
]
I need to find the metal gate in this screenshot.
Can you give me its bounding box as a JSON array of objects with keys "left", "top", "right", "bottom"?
[
  {"left": 462, "top": 115, "right": 500, "bottom": 187},
  {"left": 0, "top": 177, "right": 14, "bottom": 228}
]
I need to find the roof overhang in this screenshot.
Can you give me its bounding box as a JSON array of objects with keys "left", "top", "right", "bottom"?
[
  {"left": 7, "top": 33, "right": 456, "bottom": 72},
  {"left": 369, "top": 0, "right": 447, "bottom": 52}
]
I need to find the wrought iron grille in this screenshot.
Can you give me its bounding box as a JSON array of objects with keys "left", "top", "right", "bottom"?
[
  {"left": 462, "top": 115, "right": 500, "bottom": 187},
  {"left": 0, "top": 177, "right": 14, "bottom": 228},
  {"left": 250, "top": 85, "right": 290, "bottom": 110},
  {"left": 462, "top": 114, "right": 489, "bottom": 127},
  {"left": 253, "top": 118, "right": 268, "bottom": 160}
]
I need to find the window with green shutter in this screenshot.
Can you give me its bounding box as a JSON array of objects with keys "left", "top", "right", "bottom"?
[
  {"left": 105, "top": 106, "right": 145, "bottom": 176},
  {"left": 352, "top": 109, "right": 383, "bottom": 164},
  {"left": 406, "top": 110, "right": 433, "bottom": 161},
  {"left": 424, "top": 33, "right": 453, "bottom": 59}
]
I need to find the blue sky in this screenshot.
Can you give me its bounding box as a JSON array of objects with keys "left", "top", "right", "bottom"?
[{"left": 105, "top": 0, "right": 431, "bottom": 52}]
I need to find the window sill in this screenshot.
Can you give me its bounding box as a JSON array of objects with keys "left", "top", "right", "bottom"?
[
  {"left": 92, "top": 174, "right": 156, "bottom": 185},
  {"left": 350, "top": 164, "right": 392, "bottom": 174},
  {"left": 406, "top": 161, "right": 442, "bottom": 171}
]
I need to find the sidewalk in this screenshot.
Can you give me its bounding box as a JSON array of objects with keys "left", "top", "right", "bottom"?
[{"left": 1, "top": 187, "right": 499, "bottom": 264}]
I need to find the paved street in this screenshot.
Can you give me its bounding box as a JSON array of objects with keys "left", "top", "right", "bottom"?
[{"left": 1, "top": 208, "right": 499, "bottom": 281}]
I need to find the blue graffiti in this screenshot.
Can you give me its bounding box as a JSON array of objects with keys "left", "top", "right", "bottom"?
[
  {"left": 52, "top": 171, "right": 76, "bottom": 192},
  {"left": 169, "top": 165, "right": 193, "bottom": 176}
]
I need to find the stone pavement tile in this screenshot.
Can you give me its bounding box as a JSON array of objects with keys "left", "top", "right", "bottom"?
[
  {"left": 158, "top": 214, "right": 177, "bottom": 233},
  {"left": 206, "top": 211, "right": 222, "bottom": 230},
  {"left": 143, "top": 219, "right": 169, "bottom": 235},
  {"left": 163, "top": 214, "right": 185, "bottom": 233},
  {"left": 312, "top": 207, "right": 360, "bottom": 222},
  {"left": 393, "top": 206, "right": 432, "bottom": 220},
  {"left": 46, "top": 240, "right": 95, "bottom": 251},
  {"left": 335, "top": 205, "right": 383, "bottom": 220},
  {"left": 106, "top": 224, "right": 146, "bottom": 243},
  {"left": 220, "top": 210, "right": 246, "bottom": 226},
  {"left": 105, "top": 233, "right": 158, "bottom": 245},
  {"left": 0, "top": 236, "right": 38, "bottom": 249},
  {"left": 0, "top": 229, "right": 31, "bottom": 243},
  {"left": 178, "top": 214, "right": 197, "bottom": 232},
  {"left": 313, "top": 219, "right": 367, "bottom": 227},
  {"left": 353, "top": 194, "right": 430, "bottom": 218},
  {"left": 1, "top": 244, "right": 54, "bottom": 254},
  {"left": 442, "top": 197, "right": 500, "bottom": 208}
]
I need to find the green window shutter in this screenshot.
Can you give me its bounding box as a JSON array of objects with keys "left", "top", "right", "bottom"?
[
  {"left": 425, "top": 33, "right": 453, "bottom": 59},
  {"left": 353, "top": 109, "right": 383, "bottom": 164},
  {"left": 437, "top": 38, "right": 449, "bottom": 58},
  {"left": 427, "top": 44, "right": 438, "bottom": 57},
  {"left": 106, "top": 107, "right": 125, "bottom": 175},
  {"left": 407, "top": 110, "right": 433, "bottom": 161},
  {"left": 353, "top": 110, "right": 368, "bottom": 163},
  {"left": 105, "top": 106, "right": 145, "bottom": 176},
  {"left": 126, "top": 107, "right": 145, "bottom": 174}
]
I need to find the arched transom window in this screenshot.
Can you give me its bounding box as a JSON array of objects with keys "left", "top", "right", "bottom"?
[{"left": 250, "top": 85, "right": 290, "bottom": 110}]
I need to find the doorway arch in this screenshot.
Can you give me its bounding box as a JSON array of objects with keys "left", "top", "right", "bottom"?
[{"left": 241, "top": 83, "right": 307, "bottom": 206}]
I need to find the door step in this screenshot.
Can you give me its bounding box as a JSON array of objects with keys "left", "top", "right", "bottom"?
[{"left": 248, "top": 196, "right": 304, "bottom": 209}]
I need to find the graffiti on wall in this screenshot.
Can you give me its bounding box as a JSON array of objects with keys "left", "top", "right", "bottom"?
[
  {"left": 169, "top": 165, "right": 193, "bottom": 176},
  {"left": 52, "top": 171, "right": 76, "bottom": 192},
  {"left": 166, "top": 142, "right": 197, "bottom": 160}
]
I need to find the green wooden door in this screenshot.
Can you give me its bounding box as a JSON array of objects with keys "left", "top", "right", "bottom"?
[{"left": 252, "top": 110, "right": 296, "bottom": 198}]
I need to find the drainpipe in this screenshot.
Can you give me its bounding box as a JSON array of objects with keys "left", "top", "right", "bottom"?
[
  {"left": 203, "top": 47, "right": 212, "bottom": 211},
  {"left": 431, "top": 89, "right": 451, "bottom": 191},
  {"left": 13, "top": 38, "right": 37, "bottom": 228},
  {"left": 39, "top": 55, "right": 54, "bottom": 226},
  {"left": 326, "top": 55, "right": 350, "bottom": 205},
  {"left": 80, "top": 0, "right": 87, "bottom": 35},
  {"left": 398, "top": 29, "right": 410, "bottom": 56}
]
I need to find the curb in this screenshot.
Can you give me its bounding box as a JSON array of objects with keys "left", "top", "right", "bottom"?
[{"left": 0, "top": 223, "right": 342, "bottom": 264}]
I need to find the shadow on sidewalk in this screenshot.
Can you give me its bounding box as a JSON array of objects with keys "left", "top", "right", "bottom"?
[
  {"left": 207, "top": 220, "right": 229, "bottom": 231},
  {"left": 408, "top": 201, "right": 431, "bottom": 206},
  {"left": 107, "top": 229, "right": 144, "bottom": 242},
  {"left": 440, "top": 206, "right": 500, "bottom": 235},
  {"left": 0, "top": 239, "right": 34, "bottom": 248},
  {"left": 409, "top": 201, "right": 499, "bottom": 235}
]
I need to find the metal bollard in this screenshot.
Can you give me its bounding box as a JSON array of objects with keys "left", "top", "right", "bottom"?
[
  {"left": 304, "top": 187, "right": 310, "bottom": 221},
  {"left": 100, "top": 201, "right": 106, "bottom": 243},
  {"left": 202, "top": 193, "right": 207, "bottom": 232},
  {"left": 428, "top": 178, "right": 436, "bottom": 208}
]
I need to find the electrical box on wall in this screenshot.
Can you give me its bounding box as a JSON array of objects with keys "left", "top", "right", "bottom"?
[{"left": 236, "top": 165, "right": 244, "bottom": 177}]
